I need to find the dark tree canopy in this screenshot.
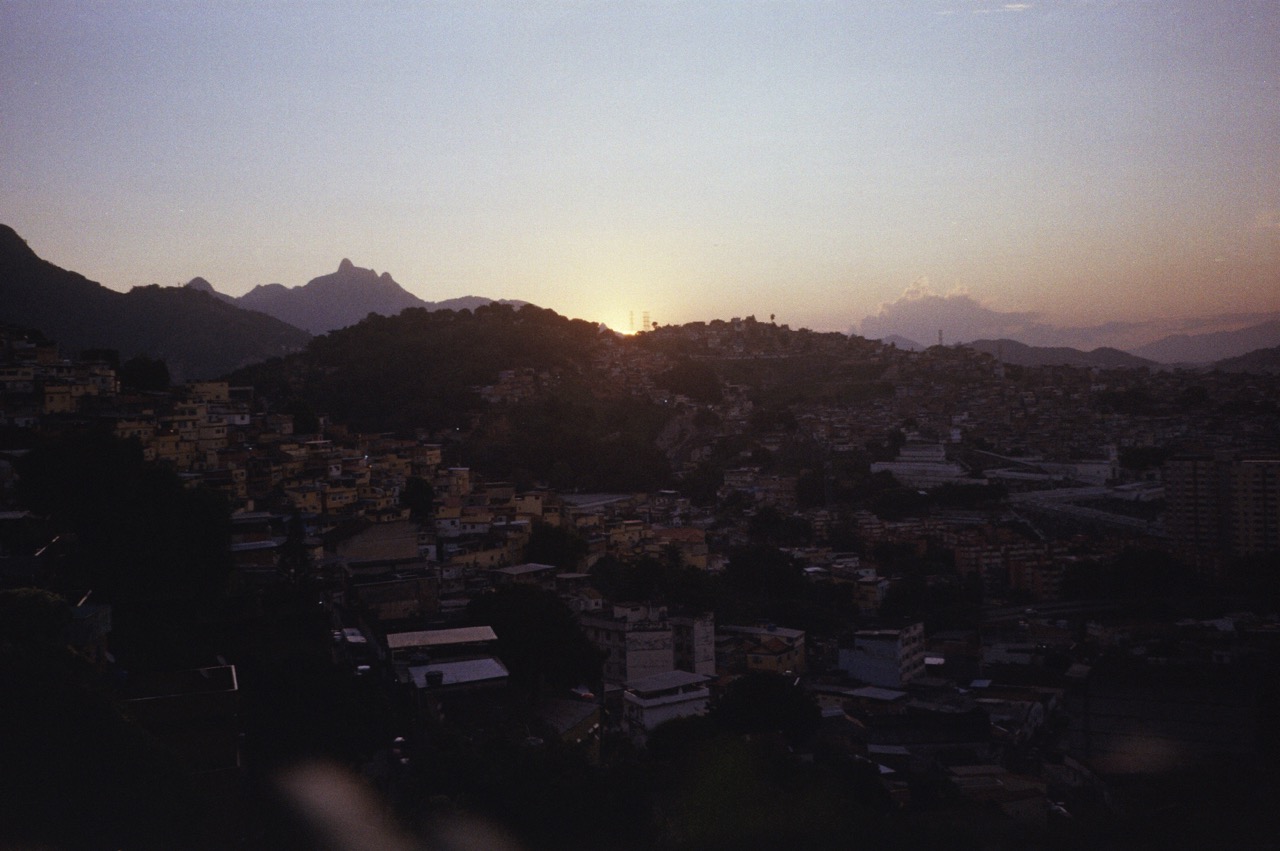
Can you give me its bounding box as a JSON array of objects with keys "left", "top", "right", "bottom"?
[
  {"left": 725, "top": 544, "right": 806, "bottom": 602},
  {"left": 466, "top": 584, "right": 602, "bottom": 698},
  {"left": 523, "top": 521, "right": 588, "bottom": 570},
  {"left": 400, "top": 475, "right": 436, "bottom": 520},
  {"left": 0, "top": 587, "right": 71, "bottom": 646},
  {"left": 118, "top": 354, "right": 170, "bottom": 391},
  {"left": 0, "top": 590, "right": 200, "bottom": 849},
  {"left": 714, "top": 671, "right": 821, "bottom": 746},
  {"left": 655, "top": 358, "right": 723, "bottom": 403},
  {"left": 14, "top": 430, "right": 231, "bottom": 668}
]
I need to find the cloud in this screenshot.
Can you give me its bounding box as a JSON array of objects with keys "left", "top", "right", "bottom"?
[
  {"left": 857, "top": 282, "right": 1041, "bottom": 345},
  {"left": 961, "top": 3, "right": 1032, "bottom": 15},
  {"left": 856, "top": 284, "right": 1280, "bottom": 351}
]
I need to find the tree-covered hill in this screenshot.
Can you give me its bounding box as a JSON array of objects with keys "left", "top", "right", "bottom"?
[
  {"left": 232, "top": 303, "right": 602, "bottom": 429},
  {"left": 230, "top": 303, "right": 677, "bottom": 490}
]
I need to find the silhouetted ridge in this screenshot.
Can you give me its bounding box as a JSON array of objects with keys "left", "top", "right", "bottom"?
[
  {"left": 0, "top": 224, "right": 310, "bottom": 379},
  {"left": 0, "top": 224, "right": 39, "bottom": 261},
  {"left": 228, "top": 258, "right": 525, "bottom": 334},
  {"left": 965, "top": 338, "right": 1155, "bottom": 368},
  {"left": 1134, "top": 320, "right": 1280, "bottom": 364},
  {"left": 1214, "top": 344, "right": 1280, "bottom": 374}
]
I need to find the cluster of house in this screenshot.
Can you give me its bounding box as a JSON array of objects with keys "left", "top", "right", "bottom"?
[
  {"left": 325, "top": 530, "right": 1124, "bottom": 827},
  {"left": 313, "top": 515, "right": 812, "bottom": 748},
  {"left": 0, "top": 333, "right": 119, "bottom": 425}
]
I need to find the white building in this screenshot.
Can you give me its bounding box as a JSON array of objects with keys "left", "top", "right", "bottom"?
[
  {"left": 838, "top": 622, "right": 926, "bottom": 688},
  {"left": 622, "top": 670, "right": 713, "bottom": 741},
  {"left": 870, "top": 443, "right": 975, "bottom": 489},
  {"left": 671, "top": 612, "right": 716, "bottom": 676},
  {"left": 581, "top": 603, "right": 675, "bottom": 684}
]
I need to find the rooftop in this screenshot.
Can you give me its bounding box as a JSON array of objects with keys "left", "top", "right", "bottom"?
[
  {"left": 387, "top": 625, "right": 498, "bottom": 650},
  {"left": 407, "top": 657, "right": 509, "bottom": 688},
  {"left": 625, "top": 669, "right": 713, "bottom": 694}
]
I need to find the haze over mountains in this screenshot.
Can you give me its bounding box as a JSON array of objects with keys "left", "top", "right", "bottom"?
[
  {"left": 963, "top": 340, "right": 1157, "bottom": 370},
  {"left": 185, "top": 261, "right": 525, "bottom": 335},
  {"left": 856, "top": 284, "right": 1280, "bottom": 364}
]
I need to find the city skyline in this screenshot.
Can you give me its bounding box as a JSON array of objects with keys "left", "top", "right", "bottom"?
[{"left": 3, "top": 1, "right": 1278, "bottom": 336}]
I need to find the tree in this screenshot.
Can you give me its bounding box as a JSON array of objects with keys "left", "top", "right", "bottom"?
[
  {"left": 399, "top": 476, "right": 435, "bottom": 520},
  {"left": 680, "top": 460, "right": 724, "bottom": 506},
  {"left": 118, "top": 354, "right": 169, "bottom": 392},
  {"left": 714, "top": 671, "right": 821, "bottom": 746},
  {"left": 466, "top": 585, "right": 602, "bottom": 699},
  {"left": 0, "top": 587, "right": 71, "bottom": 646},
  {"left": 655, "top": 358, "right": 722, "bottom": 403},
  {"left": 725, "top": 544, "right": 805, "bottom": 603},
  {"left": 523, "top": 521, "right": 588, "bottom": 570},
  {"left": 747, "top": 505, "right": 812, "bottom": 546},
  {"left": 0, "top": 590, "right": 201, "bottom": 849},
  {"left": 283, "top": 398, "right": 320, "bottom": 434},
  {"left": 795, "top": 469, "right": 827, "bottom": 509},
  {"left": 14, "top": 430, "right": 231, "bottom": 668}
]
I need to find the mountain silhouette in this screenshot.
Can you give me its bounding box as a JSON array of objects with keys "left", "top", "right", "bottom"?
[
  {"left": 0, "top": 224, "right": 311, "bottom": 380},
  {"left": 964, "top": 339, "right": 1156, "bottom": 369},
  {"left": 1132, "top": 320, "right": 1280, "bottom": 364},
  {"left": 1213, "top": 344, "right": 1280, "bottom": 374},
  {"left": 183, "top": 276, "right": 237, "bottom": 304},
  {"left": 197, "top": 259, "right": 526, "bottom": 334}
]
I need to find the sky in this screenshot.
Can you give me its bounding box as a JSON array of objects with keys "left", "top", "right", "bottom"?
[{"left": 2, "top": 1, "right": 1278, "bottom": 338}]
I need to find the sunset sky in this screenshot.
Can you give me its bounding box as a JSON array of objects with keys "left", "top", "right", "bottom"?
[{"left": 2, "top": 1, "right": 1277, "bottom": 337}]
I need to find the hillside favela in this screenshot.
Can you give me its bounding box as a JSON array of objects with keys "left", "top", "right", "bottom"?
[{"left": 2, "top": 222, "right": 1278, "bottom": 850}]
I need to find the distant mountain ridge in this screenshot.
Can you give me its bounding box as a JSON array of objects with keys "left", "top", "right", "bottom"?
[
  {"left": 1132, "top": 320, "right": 1280, "bottom": 364},
  {"left": 188, "top": 260, "right": 526, "bottom": 334},
  {"left": 0, "top": 224, "right": 311, "bottom": 380},
  {"left": 856, "top": 288, "right": 1280, "bottom": 363},
  {"left": 963, "top": 339, "right": 1157, "bottom": 369},
  {"left": 1213, "top": 344, "right": 1280, "bottom": 374}
]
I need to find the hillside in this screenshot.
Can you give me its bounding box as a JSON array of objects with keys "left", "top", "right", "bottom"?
[
  {"left": 0, "top": 225, "right": 311, "bottom": 379},
  {"left": 228, "top": 303, "right": 677, "bottom": 491}
]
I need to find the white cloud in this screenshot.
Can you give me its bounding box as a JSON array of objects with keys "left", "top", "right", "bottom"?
[
  {"left": 857, "top": 287, "right": 1040, "bottom": 345},
  {"left": 856, "top": 287, "right": 1280, "bottom": 351}
]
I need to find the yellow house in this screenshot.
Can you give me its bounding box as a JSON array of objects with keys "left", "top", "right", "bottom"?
[{"left": 42, "top": 384, "right": 76, "bottom": 414}]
